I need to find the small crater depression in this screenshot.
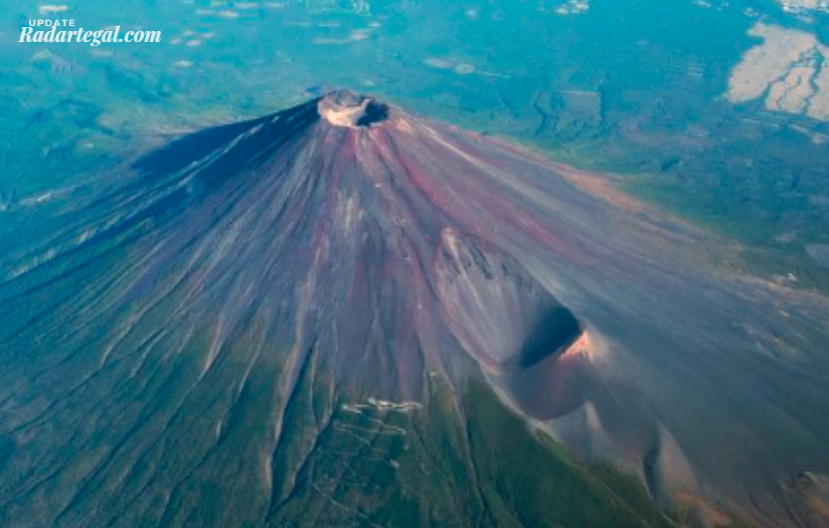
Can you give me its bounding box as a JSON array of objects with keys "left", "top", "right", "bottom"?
[{"left": 319, "top": 90, "right": 389, "bottom": 128}]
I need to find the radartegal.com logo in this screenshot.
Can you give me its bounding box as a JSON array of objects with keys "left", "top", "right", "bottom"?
[{"left": 20, "top": 20, "right": 161, "bottom": 46}]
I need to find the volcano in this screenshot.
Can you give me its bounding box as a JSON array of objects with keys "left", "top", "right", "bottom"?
[{"left": 1, "top": 91, "right": 828, "bottom": 528}]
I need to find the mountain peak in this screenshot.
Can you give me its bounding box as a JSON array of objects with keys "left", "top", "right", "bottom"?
[
  {"left": 317, "top": 89, "right": 389, "bottom": 128},
  {"left": 2, "top": 95, "right": 829, "bottom": 528}
]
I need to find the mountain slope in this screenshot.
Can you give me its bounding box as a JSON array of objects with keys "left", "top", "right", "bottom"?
[{"left": 0, "top": 91, "right": 827, "bottom": 527}]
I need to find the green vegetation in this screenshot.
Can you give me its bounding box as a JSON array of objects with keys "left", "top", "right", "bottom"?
[{"left": 268, "top": 374, "right": 677, "bottom": 527}]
